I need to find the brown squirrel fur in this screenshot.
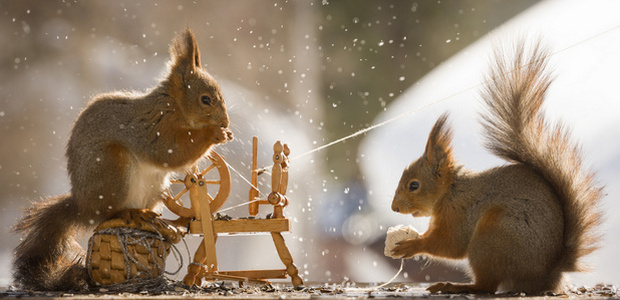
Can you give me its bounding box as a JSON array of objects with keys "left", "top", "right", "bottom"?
[
  {"left": 12, "top": 27, "right": 233, "bottom": 291},
  {"left": 391, "top": 41, "right": 601, "bottom": 294}
]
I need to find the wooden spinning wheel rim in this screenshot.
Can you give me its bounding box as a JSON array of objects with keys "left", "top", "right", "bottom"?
[
  {"left": 164, "top": 151, "right": 231, "bottom": 218},
  {"left": 205, "top": 151, "right": 231, "bottom": 212}
]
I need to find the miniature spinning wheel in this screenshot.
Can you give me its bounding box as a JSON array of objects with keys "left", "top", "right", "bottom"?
[
  {"left": 163, "top": 138, "right": 303, "bottom": 288},
  {"left": 164, "top": 151, "right": 231, "bottom": 219}
]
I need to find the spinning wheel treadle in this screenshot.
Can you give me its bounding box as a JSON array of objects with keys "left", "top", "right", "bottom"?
[{"left": 163, "top": 138, "right": 304, "bottom": 288}]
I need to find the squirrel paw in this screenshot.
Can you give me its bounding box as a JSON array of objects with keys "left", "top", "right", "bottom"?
[
  {"left": 224, "top": 128, "right": 234, "bottom": 141},
  {"left": 427, "top": 282, "right": 486, "bottom": 294},
  {"left": 391, "top": 238, "right": 419, "bottom": 259},
  {"left": 115, "top": 209, "right": 158, "bottom": 226},
  {"left": 209, "top": 127, "right": 234, "bottom": 144}
]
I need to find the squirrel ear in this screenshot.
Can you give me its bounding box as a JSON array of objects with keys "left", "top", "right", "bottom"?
[
  {"left": 424, "top": 113, "right": 455, "bottom": 178},
  {"left": 169, "top": 27, "right": 202, "bottom": 76}
]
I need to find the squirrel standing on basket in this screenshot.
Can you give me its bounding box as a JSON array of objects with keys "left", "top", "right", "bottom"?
[
  {"left": 390, "top": 41, "right": 601, "bottom": 294},
  {"left": 12, "top": 27, "right": 233, "bottom": 291}
]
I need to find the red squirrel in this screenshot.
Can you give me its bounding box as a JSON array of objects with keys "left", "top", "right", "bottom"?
[
  {"left": 391, "top": 41, "right": 601, "bottom": 294},
  {"left": 12, "top": 27, "right": 233, "bottom": 291}
]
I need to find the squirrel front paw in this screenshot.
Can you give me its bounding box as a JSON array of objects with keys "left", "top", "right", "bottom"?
[
  {"left": 224, "top": 128, "right": 234, "bottom": 141},
  {"left": 208, "top": 127, "right": 234, "bottom": 144},
  {"left": 391, "top": 238, "right": 419, "bottom": 259}
]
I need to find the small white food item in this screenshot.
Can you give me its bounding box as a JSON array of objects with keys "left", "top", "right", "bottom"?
[{"left": 384, "top": 225, "right": 420, "bottom": 258}]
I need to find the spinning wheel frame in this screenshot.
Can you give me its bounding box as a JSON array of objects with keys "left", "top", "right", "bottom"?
[
  {"left": 163, "top": 139, "right": 304, "bottom": 287},
  {"left": 164, "top": 151, "right": 231, "bottom": 218}
]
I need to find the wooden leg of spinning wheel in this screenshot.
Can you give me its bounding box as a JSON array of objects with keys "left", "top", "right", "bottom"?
[
  {"left": 184, "top": 235, "right": 219, "bottom": 286},
  {"left": 184, "top": 240, "right": 206, "bottom": 286},
  {"left": 271, "top": 232, "right": 304, "bottom": 287}
]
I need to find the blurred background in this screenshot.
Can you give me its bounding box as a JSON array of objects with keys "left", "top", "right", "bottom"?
[{"left": 2, "top": 0, "right": 617, "bottom": 288}]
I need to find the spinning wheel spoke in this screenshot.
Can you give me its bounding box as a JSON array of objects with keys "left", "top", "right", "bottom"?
[
  {"left": 204, "top": 180, "right": 221, "bottom": 185},
  {"left": 200, "top": 164, "right": 216, "bottom": 177},
  {"left": 174, "top": 187, "right": 189, "bottom": 201},
  {"left": 174, "top": 189, "right": 189, "bottom": 209},
  {"left": 163, "top": 186, "right": 191, "bottom": 218}
]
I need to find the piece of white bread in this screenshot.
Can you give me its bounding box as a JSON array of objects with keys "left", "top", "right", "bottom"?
[{"left": 384, "top": 225, "right": 420, "bottom": 258}]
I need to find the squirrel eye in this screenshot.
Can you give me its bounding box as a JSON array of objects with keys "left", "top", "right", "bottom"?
[
  {"left": 201, "top": 95, "right": 212, "bottom": 106},
  {"left": 408, "top": 181, "right": 420, "bottom": 192}
]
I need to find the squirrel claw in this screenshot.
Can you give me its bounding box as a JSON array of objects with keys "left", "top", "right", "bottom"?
[
  {"left": 427, "top": 282, "right": 447, "bottom": 293},
  {"left": 391, "top": 239, "right": 418, "bottom": 259}
]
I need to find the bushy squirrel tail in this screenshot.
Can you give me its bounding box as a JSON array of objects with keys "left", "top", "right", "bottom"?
[
  {"left": 480, "top": 40, "right": 602, "bottom": 275},
  {"left": 12, "top": 194, "right": 89, "bottom": 291}
]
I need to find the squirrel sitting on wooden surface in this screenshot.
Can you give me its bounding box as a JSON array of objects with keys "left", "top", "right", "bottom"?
[
  {"left": 390, "top": 40, "right": 602, "bottom": 294},
  {"left": 12, "top": 27, "right": 233, "bottom": 291}
]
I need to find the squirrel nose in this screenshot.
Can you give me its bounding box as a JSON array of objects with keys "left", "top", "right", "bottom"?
[{"left": 392, "top": 205, "right": 400, "bottom": 213}]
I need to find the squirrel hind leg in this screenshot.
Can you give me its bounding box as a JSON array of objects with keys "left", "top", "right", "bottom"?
[
  {"left": 498, "top": 273, "right": 566, "bottom": 295},
  {"left": 51, "top": 263, "right": 90, "bottom": 291},
  {"left": 467, "top": 205, "right": 564, "bottom": 294},
  {"left": 427, "top": 254, "right": 508, "bottom": 294}
]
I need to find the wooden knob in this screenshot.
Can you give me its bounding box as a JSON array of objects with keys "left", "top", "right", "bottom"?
[
  {"left": 273, "top": 141, "right": 284, "bottom": 163},
  {"left": 274, "top": 141, "right": 283, "bottom": 153},
  {"left": 268, "top": 192, "right": 283, "bottom": 205}
]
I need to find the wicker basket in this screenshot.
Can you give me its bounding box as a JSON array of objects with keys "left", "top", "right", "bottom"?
[{"left": 86, "top": 210, "right": 183, "bottom": 286}]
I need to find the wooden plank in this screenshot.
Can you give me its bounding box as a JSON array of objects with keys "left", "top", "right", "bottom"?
[
  {"left": 212, "top": 269, "right": 287, "bottom": 279},
  {"left": 190, "top": 218, "right": 290, "bottom": 234},
  {"left": 205, "top": 274, "right": 269, "bottom": 284}
]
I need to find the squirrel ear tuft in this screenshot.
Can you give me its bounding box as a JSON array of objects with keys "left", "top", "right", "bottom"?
[
  {"left": 169, "top": 27, "right": 202, "bottom": 75},
  {"left": 424, "top": 113, "right": 455, "bottom": 178}
]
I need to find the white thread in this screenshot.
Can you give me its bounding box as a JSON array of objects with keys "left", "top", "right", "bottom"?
[
  {"left": 220, "top": 17, "right": 620, "bottom": 205},
  {"left": 217, "top": 25, "right": 620, "bottom": 211},
  {"left": 227, "top": 161, "right": 265, "bottom": 197},
  {"left": 345, "top": 258, "right": 405, "bottom": 292},
  {"left": 342, "top": 225, "right": 418, "bottom": 292},
  {"left": 257, "top": 23, "right": 620, "bottom": 172},
  {"left": 216, "top": 161, "right": 266, "bottom": 213},
  {"left": 217, "top": 199, "right": 262, "bottom": 213}
]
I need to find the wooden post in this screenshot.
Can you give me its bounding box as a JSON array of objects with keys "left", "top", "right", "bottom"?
[
  {"left": 270, "top": 141, "right": 283, "bottom": 199},
  {"left": 271, "top": 232, "right": 304, "bottom": 287},
  {"left": 183, "top": 241, "right": 206, "bottom": 286},
  {"left": 249, "top": 136, "right": 260, "bottom": 216},
  {"left": 195, "top": 177, "right": 218, "bottom": 273},
  {"left": 187, "top": 175, "right": 202, "bottom": 220},
  {"left": 280, "top": 144, "right": 290, "bottom": 195}
]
